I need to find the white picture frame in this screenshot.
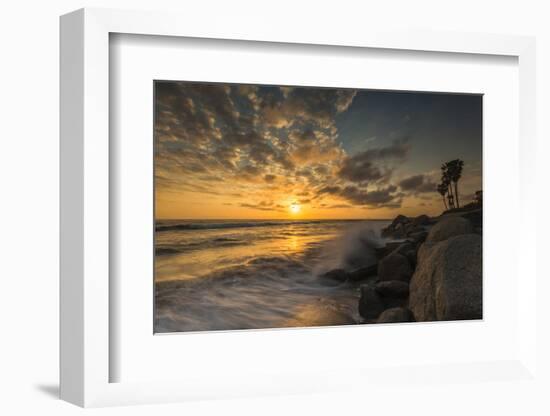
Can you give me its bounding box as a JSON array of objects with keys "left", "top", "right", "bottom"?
[{"left": 60, "top": 7, "right": 538, "bottom": 407}]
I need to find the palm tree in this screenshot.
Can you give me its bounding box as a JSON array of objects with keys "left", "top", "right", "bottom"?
[
  {"left": 446, "top": 159, "right": 464, "bottom": 208},
  {"left": 437, "top": 183, "right": 448, "bottom": 210},
  {"left": 447, "top": 190, "right": 454, "bottom": 209},
  {"left": 440, "top": 164, "right": 455, "bottom": 209}
]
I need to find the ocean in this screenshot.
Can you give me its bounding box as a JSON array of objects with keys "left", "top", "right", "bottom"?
[{"left": 155, "top": 219, "right": 390, "bottom": 333}]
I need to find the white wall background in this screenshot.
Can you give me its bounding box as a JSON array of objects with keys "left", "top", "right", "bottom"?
[{"left": 0, "top": 0, "right": 548, "bottom": 414}]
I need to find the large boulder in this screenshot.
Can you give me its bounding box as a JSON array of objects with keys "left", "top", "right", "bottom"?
[
  {"left": 425, "top": 216, "right": 473, "bottom": 243},
  {"left": 460, "top": 209, "right": 482, "bottom": 229},
  {"left": 378, "top": 252, "right": 413, "bottom": 282},
  {"left": 375, "top": 280, "right": 410, "bottom": 298},
  {"left": 358, "top": 285, "right": 385, "bottom": 320},
  {"left": 389, "top": 242, "right": 417, "bottom": 267},
  {"left": 409, "top": 234, "right": 482, "bottom": 321},
  {"left": 377, "top": 307, "right": 416, "bottom": 323},
  {"left": 376, "top": 280, "right": 409, "bottom": 308}
]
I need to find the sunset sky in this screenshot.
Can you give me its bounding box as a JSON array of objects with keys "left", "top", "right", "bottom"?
[{"left": 155, "top": 82, "right": 482, "bottom": 220}]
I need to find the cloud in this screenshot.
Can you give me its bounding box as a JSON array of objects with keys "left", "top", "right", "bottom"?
[
  {"left": 319, "top": 204, "right": 352, "bottom": 209},
  {"left": 261, "top": 88, "right": 357, "bottom": 130},
  {"left": 155, "top": 83, "right": 353, "bottom": 188},
  {"left": 338, "top": 138, "right": 410, "bottom": 183},
  {"left": 338, "top": 158, "right": 385, "bottom": 183},
  {"left": 399, "top": 174, "right": 436, "bottom": 194},
  {"left": 335, "top": 90, "right": 357, "bottom": 113},
  {"left": 156, "top": 82, "right": 311, "bottom": 189},
  {"left": 155, "top": 82, "right": 409, "bottom": 213},
  {"left": 239, "top": 201, "right": 285, "bottom": 212},
  {"left": 240, "top": 164, "right": 262, "bottom": 176},
  {"left": 318, "top": 184, "right": 401, "bottom": 208}
]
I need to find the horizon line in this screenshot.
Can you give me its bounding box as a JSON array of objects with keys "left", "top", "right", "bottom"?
[{"left": 155, "top": 217, "right": 394, "bottom": 221}]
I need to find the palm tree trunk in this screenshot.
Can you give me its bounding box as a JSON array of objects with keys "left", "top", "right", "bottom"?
[
  {"left": 447, "top": 184, "right": 455, "bottom": 208},
  {"left": 442, "top": 196, "right": 448, "bottom": 210},
  {"left": 454, "top": 182, "right": 460, "bottom": 208}
]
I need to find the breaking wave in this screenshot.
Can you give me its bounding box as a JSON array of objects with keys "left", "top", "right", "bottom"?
[{"left": 154, "top": 219, "right": 390, "bottom": 332}]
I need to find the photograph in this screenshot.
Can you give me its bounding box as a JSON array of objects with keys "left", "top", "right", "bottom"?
[{"left": 154, "top": 81, "right": 483, "bottom": 333}]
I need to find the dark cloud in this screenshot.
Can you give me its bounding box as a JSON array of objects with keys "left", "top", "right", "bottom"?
[
  {"left": 318, "top": 186, "right": 341, "bottom": 195},
  {"left": 318, "top": 184, "right": 401, "bottom": 208},
  {"left": 289, "top": 129, "right": 317, "bottom": 142},
  {"left": 240, "top": 164, "right": 262, "bottom": 176},
  {"left": 399, "top": 174, "right": 436, "bottom": 194},
  {"left": 156, "top": 82, "right": 296, "bottom": 182},
  {"left": 338, "top": 158, "right": 384, "bottom": 183},
  {"left": 319, "top": 204, "right": 352, "bottom": 209},
  {"left": 239, "top": 203, "right": 273, "bottom": 211},
  {"left": 261, "top": 88, "right": 356, "bottom": 129},
  {"left": 239, "top": 201, "right": 285, "bottom": 212},
  {"left": 364, "top": 137, "right": 410, "bottom": 160},
  {"left": 314, "top": 165, "right": 329, "bottom": 175},
  {"left": 340, "top": 185, "right": 399, "bottom": 206},
  {"left": 338, "top": 138, "right": 410, "bottom": 183}
]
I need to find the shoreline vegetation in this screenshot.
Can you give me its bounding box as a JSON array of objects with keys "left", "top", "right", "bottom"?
[{"left": 319, "top": 196, "right": 483, "bottom": 325}]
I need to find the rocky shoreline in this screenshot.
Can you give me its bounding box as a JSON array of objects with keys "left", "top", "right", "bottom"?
[{"left": 320, "top": 207, "right": 483, "bottom": 324}]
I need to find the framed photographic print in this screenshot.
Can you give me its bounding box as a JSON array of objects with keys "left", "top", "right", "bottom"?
[
  {"left": 60, "top": 8, "right": 538, "bottom": 408},
  {"left": 153, "top": 81, "right": 483, "bottom": 334}
]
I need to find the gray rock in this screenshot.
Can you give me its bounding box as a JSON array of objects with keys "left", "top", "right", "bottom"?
[
  {"left": 377, "top": 307, "right": 416, "bottom": 323},
  {"left": 375, "top": 280, "right": 410, "bottom": 308},
  {"left": 403, "top": 249, "right": 417, "bottom": 268},
  {"left": 391, "top": 242, "right": 415, "bottom": 256},
  {"left": 404, "top": 224, "right": 424, "bottom": 236},
  {"left": 408, "top": 230, "right": 428, "bottom": 244},
  {"left": 394, "top": 214, "right": 410, "bottom": 224},
  {"left": 460, "top": 209, "right": 482, "bottom": 229},
  {"left": 378, "top": 252, "right": 413, "bottom": 282},
  {"left": 349, "top": 264, "right": 377, "bottom": 282},
  {"left": 426, "top": 217, "right": 473, "bottom": 244},
  {"left": 358, "top": 285, "right": 385, "bottom": 320},
  {"left": 381, "top": 215, "right": 410, "bottom": 237},
  {"left": 375, "top": 242, "right": 402, "bottom": 259},
  {"left": 375, "top": 280, "right": 410, "bottom": 298},
  {"left": 409, "top": 234, "right": 482, "bottom": 321},
  {"left": 411, "top": 214, "right": 431, "bottom": 227},
  {"left": 391, "top": 242, "right": 417, "bottom": 267}
]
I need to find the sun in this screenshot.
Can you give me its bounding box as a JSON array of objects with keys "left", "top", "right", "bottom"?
[{"left": 289, "top": 202, "right": 301, "bottom": 214}]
